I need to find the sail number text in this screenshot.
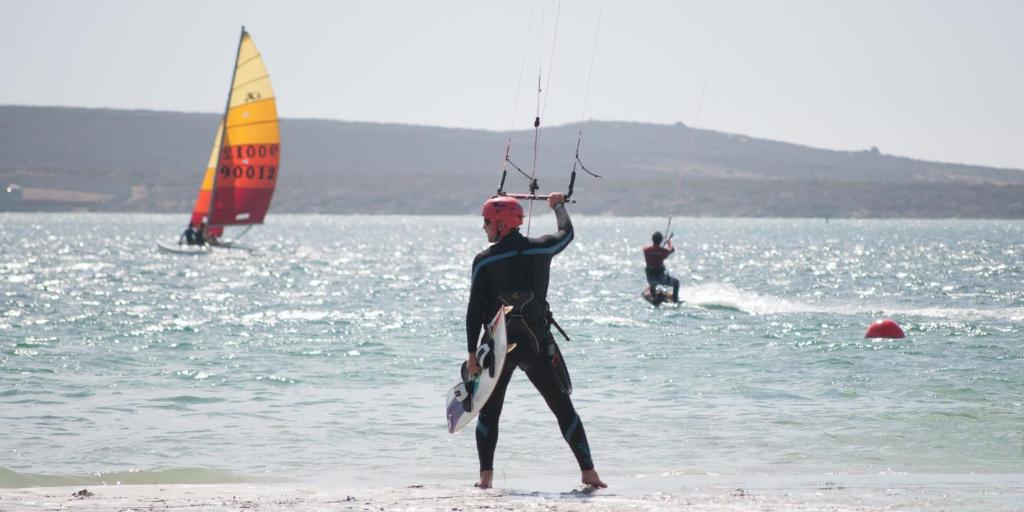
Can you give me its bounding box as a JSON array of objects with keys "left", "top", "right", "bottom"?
[
  {"left": 222, "top": 144, "right": 279, "bottom": 161},
  {"left": 218, "top": 144, "right": 279, "bottom": 181},
  {"left": 219, "top": 165, "right": 277, "bottom": 180}
]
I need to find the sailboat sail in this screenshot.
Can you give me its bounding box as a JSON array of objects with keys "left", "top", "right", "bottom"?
[{"left": 190, "top": 28, "right": 280, "bottom": 236}]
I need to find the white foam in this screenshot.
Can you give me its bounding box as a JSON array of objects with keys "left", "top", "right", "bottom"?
[{"left": 682, "top": 283, "right": 1024, "bottom": 321}]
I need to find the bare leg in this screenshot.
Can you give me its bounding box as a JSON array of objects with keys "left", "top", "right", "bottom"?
[
  {"left": 582, "top": 468, "right": 607, "bottom": 488},
  {"left": 476, "top": 470, "right": 494, "bottom": 489}
]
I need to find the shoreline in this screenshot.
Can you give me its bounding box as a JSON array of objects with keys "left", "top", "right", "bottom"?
[{"left": 3, "top": 473, "right": 1023, "bottom": 511}]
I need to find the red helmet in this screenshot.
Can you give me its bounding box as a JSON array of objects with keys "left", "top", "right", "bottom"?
[{"left": 482, "top": 195, "right": 523, "bottom": 237}]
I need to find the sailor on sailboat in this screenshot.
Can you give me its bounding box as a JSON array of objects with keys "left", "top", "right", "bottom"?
[{"left": 159, "top": 26, "right": 280, "bottom": 254}]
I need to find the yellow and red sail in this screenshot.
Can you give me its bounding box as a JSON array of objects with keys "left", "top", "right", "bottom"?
[{"left": 191, "top": 29, "right": 280, "bottom": 235}]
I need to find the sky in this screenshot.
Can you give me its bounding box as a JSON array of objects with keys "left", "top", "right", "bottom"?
[{"left": 2, "top": 0, "right": 1022, "bottom": 170}]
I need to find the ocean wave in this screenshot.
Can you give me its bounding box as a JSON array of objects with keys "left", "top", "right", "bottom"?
[{"left": 0, "top": 467, "right": 257, "bottom": 489}]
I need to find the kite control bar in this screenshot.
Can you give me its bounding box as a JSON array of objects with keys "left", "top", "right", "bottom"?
[{"left": 496, "top": 135, "right": 599, "bottom": 203}]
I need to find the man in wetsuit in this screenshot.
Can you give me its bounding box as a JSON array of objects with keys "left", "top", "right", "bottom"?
[
  {"left": 179, "top": 224, "right": 198, "bottom": 245},
  {"left": 201, "top": 224, "right": 219, "bottom": 246},
  {"left": 465, "top": 192, "right": 606, "bottom": 490},
  {"left": 643, "top": 231, "right": 680, "bottom": 302},
  {"left": 179, "top": 223, "right": 207, "bottom": 246},
  {"left": 194, "top": 223, "right": 207, "bottom": 246}
]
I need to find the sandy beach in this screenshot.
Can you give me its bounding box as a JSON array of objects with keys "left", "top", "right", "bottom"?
[
  {"left": 4, "top": 473, "right": 1023, "bottom": 512},
  {"left": 0, "top": 483, "right": 866, "bottom": 512}
]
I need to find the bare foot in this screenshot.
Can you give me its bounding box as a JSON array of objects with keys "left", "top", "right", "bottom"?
[
  {"left": 475, "top": 470, "right": 493, "bottom": 489},
  {"left": 581, "top": 469, "right": 607, "bottom": 488}
]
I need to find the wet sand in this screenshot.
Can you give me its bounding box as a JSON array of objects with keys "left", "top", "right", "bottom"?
[
  {"left": 0, "top": 483, "right": 855, "bottom": 512},
  {"left": 3, "top": 474, "right": 1023, "bottom": 512}
]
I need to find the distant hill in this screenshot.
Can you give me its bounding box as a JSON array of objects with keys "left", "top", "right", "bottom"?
[{"left": 2, "top": 105, "right": 1022, "bottom": 217}]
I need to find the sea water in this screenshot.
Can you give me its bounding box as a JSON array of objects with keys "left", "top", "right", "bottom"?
[{"left": 0, "top": 214, "right": 1021, "bottom": 501}]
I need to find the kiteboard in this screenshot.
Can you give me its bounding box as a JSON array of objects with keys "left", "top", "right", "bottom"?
[
  {"left": 642, "top": 286, "right": 677, "bottom": 307},
  {"left": 446, "top": 306, "right": 511, "bottom": 434}
]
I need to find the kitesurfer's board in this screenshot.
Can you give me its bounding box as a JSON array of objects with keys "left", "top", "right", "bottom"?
[
  {"left": 157, "top": 241, "right": 211, "bottom": 255},
  {"left": 642, "top": 286, "right": 675, "bottom": 307},
  {"left": 446, "top": 306, "right": 510, "bottom": 434}
]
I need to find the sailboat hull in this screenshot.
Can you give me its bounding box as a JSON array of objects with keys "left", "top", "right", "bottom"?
[{"left": 156, "top": 241, "right": 211, "bottom": 255}]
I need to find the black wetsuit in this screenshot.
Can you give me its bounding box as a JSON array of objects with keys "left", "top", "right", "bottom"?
[
  {"left": 180, "top": 227, "right": 198, "bottom": 245},
  {"left": 465, "top": 204, "right": 594, "bottom": 472}
]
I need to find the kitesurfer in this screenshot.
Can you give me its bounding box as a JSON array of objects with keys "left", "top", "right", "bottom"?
[
  {"left": 465, "top": 192, "right": 606, "bottom": 490},
  {"left": 643, "top": 231, "right": 680, "bottom": 302}
]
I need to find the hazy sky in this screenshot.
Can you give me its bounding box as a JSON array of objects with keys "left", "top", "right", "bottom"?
[{"left": 2, "top": 0, "right": 1021, "bottom": 169}]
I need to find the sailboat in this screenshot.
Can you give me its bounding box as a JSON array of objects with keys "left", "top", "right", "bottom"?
[{"left": 158, "top": 27, "right": 280, "bottom": 254}]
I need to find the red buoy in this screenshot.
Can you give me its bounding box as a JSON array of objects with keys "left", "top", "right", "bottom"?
[{"left": 864, "top": 319, "right": 905, "bottom": 339}]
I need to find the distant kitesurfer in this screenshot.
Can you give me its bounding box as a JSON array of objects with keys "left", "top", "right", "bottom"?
[
  {"left": 465, "top": 192, "right": 606, "bottom": 490},
  {"left": 643, "top": 231, "right": 680, "bottom": 302}
]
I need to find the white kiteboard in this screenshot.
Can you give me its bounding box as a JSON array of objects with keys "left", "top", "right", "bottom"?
[
  {"left": 446, "top": 306, "right": 511, "bottom": 434},
  {"left": 642, "top": 286, "right": 680, "bottom": 307}
]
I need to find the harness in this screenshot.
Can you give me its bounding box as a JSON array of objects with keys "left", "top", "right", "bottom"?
[
  {"left": 499, "top": 290, "right": 573, "bottom": 394},
  {"left": 645, "top": 266, "right": 666, "bottom": 278}
]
